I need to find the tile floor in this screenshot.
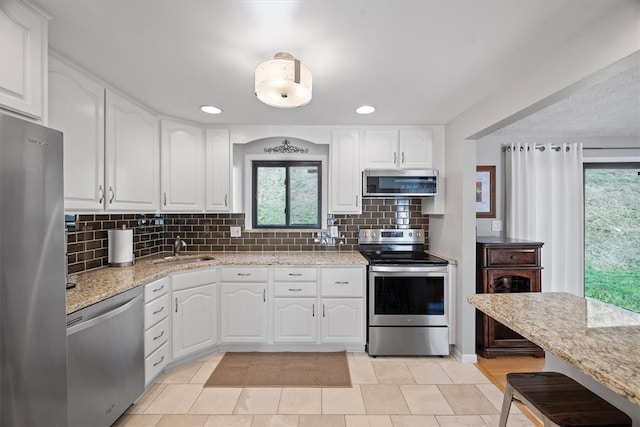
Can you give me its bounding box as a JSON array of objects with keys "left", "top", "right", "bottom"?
[{"left": 113, "top": 352, "right": 535, "bottom": 427}]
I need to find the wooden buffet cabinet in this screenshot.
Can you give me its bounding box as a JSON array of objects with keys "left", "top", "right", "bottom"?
[{"left": 476, "top": 237, "right": 544, "bottom": 358}]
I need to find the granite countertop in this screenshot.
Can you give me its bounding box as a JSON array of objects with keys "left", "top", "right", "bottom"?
[
  {"left": 468, "top": 292, "right": 640, "bottom": 406},
  {"left": 66, "top": 251, "right": 367, "bottom": 315}
]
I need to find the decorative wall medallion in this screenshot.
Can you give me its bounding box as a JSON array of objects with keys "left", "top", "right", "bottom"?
[{"left": 264, "top": 139, "right": 309, "bottom": 154}]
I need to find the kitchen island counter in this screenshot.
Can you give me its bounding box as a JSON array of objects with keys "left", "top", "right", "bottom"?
[
  {"left": 468, "top": 292, "right": 640, "bottom": 409},
  {"left": 67, "top": 251, "right": 367, "bottom": 314}
]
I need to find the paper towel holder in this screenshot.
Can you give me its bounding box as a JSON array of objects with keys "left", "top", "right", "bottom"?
[{"left": 108, "top": 225, "right": 135, "bottom": 267}]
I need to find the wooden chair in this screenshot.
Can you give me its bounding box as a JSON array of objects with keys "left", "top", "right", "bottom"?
[{"left": 499, "top": 372, "right": 632, "bottom": 427}]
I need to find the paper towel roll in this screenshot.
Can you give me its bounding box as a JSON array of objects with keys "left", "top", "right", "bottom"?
[{"left": 108, "top": 227, "right": 134, "bottom": 267}]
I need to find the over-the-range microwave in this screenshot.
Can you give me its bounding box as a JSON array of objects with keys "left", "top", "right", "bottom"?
[{"left": 362, "top": 169, "right": 438, "bottom": 197}]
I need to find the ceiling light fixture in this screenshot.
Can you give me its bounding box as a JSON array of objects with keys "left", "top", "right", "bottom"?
[
  {"left": 255, "top": 52, "right": 312, "bottom": 108},
  {"left": 355, "top": 105, "right": 376, "bottom": 114},
  {"left": 200, "top": 105, "right": 222, "bottom": 114}
]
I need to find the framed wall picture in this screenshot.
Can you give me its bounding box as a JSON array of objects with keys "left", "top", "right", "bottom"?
[{"left": 476, "top": 165, "right": 496, "bottom": 218}]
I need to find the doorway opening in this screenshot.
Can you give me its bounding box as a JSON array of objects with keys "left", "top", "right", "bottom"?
[{"left": 583, "top": 163, "right": 640, "bottom": 313}]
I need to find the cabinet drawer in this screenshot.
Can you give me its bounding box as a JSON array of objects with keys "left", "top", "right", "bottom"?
[
  {"left": 171, "top": 268, "right": 216, "bottom": 291},
  {"left": 320, "top": 268, "right": 364, "bottom": 297},
  {"left": 274, "top": 282, "right": 317, "bottom": 297},
  {"left": 220, "top": 267, "right": 268, "bottom": 282},
  {"left": 144, "top": 293, "right": 169, "bottom": 328},
  {"left": 274, "top": 267, "right": 317, "bottom": 282},
  {"left": 144, "top": 317, "right": 169, "bottom": 356},
  {"left": 145, "top": 341, "right": 169, "bottom": 386},
  {"left": 144, "top": 277, "right": 169, "bottom": 302},
  {"left": 487, "top": 249, "right": 538, "bottom": 266}
]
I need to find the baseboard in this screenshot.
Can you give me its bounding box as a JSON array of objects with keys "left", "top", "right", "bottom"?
[{"left": 452, "top": 346, "right": 478, "bottom": 364}]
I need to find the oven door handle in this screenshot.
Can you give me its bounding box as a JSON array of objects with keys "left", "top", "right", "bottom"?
[{"left": 369, "top": 265, "right": 448, "bottom": 273}]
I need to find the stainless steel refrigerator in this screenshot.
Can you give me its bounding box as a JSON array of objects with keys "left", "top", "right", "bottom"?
[{"left": 0, "top": 112, "right": 67, "bottom": 426}]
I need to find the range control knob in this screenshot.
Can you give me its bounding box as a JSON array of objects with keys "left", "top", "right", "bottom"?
[
  {"left": 408, "top": 232, "right": 413, "bottom": 237},
  {"left": 416, "top": 232, "right": 421, "bottom": 238}
]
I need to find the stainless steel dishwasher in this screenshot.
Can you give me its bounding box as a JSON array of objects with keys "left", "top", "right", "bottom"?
[{"left": 66, "top": 286, "right": 144, "bottom": 426}]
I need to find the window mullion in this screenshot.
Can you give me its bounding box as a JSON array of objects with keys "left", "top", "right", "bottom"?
[{"left": 285, "top": 166, "right": 291, "bottom": 227}]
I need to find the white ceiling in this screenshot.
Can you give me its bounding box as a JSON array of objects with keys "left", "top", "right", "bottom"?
[
  {"left": 492, "top": 65, "right": 640, "bottom": 138},
  {"left": 35, "top": 0, "right": 621, "bottom": 127}
]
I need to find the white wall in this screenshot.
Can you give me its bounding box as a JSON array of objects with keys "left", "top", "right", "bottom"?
[{"left": 430, "top": 0, "right": 640, "bottom": 362}]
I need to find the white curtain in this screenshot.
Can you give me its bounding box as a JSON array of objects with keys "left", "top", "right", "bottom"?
[{"left": 505, "top": 143, "right": 584, "bottom": 295}]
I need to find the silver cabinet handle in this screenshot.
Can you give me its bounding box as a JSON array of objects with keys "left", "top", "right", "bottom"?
[
  {"left": 402, "top": 152, "right": 405, "bottom": 163},
  {"left": 355, "top": 195, "right": 358, "bottom": 207},
  {"left": 175, "top": 298, "right": 178, "bottom": 313},
  {"left": 153, "top": 330, "right": 165, "bottom": 341},
  {"left": 312, "top": 303, "right": 315, "bottom": 317},
  {"left": 153, "top": 355, "right": 165, "bottom": 367},
  {"left": 225, "top": 194, "right": 228, "bottom": 207},
  {"left": 288, "top": 288, "right": 302, "bottom": 292},
  {"left": 98, "top": 185, "right": 104, "bottom": 203},
  {"left": 323, "top": 304, "right": 326, "bottom": 318},
  {"left": 335, "top": 281, "right": 350, "bottom": 285},
  {"left": 288, "top": 273, "right": 302, "bottom": 276},
  {"left": 152, "top": 284, "right": 164, "bottom": 293},
  {"left": 164, "top": 192, "right": 167, "bottom": 206},
  {"left": 237, "top": 273, "right": 251, "bottom": 276},
  {"left": 263, "top": 289, "right": 266, "bottom": 302},
  {"left": 108, "top": 186, "right": 115, "bottom": 204},
  {"left": 152, "top": 306, "right": 164, "bottom": 315},
  {"left": 393, "top": 152, "right": 397, "bottom": 164}
]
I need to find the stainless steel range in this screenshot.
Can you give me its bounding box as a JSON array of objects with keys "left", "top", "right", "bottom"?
[{"left": 359, "top": 229, "right": 450, "bottom": 356}]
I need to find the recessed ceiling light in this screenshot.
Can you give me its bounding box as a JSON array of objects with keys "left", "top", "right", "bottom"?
[
  {"left": 200, "top": 105, "right": 222, "bottom": 114},
  {"left": 355, "top": 105, "right": 375, "bottom": 114}
]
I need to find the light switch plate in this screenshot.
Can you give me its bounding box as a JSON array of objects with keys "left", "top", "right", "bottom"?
[
  {"left": 230, "top": 226, "right": 241, "bottom": 238},
  {"left": 491, "top": 220, "right": 503, "bottom": 232}
]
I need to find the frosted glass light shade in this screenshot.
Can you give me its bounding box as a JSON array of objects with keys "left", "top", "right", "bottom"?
[{"left": 255, "top": 52, "right": 312, "bottom": 108}]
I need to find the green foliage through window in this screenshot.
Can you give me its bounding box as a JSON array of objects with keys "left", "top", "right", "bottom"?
[{"left": 252, "top": 161, "right": 321, "bottom": 229}]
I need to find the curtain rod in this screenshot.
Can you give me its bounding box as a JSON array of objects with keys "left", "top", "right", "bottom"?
[{"left": 502, "top": 145, "right": 640, "bottom": 153}]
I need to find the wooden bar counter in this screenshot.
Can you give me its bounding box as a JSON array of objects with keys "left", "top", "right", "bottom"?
[{"left": 468, "top": 292, "right": 640, "bottom": 422}]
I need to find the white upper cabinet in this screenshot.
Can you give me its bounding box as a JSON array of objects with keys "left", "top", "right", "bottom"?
[
  {"left": 363, "top": 129, "right": 433, "bottom": 170},
  {"left": 105, "top": 89, "right": 160, "bottom": 211},
  {"left": 0, "top": 0, "right": 47, "bottom": 120},
  {"left": 204, "top": 128, "right": 231, "bottom": 212},
  {"left": 48, "top": 56, "right": 105, "bottom": 211},
  {"left": 161, "top": 120, "right": 204, "bottom": 211},
  {"left": 329, "top": 129, "right": 361, "bottom": 214}
]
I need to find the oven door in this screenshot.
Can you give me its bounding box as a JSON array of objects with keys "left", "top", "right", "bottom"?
[{"left": 369, "top": 266, "right": 448, "bottom": 327}]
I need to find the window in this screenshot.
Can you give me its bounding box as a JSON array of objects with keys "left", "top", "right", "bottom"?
[
  {"left": 584, "top": 163, "right": 640, "bottom": 313},
  {"left": 252, "top": 161, "right": 321, "bottom": 229}
]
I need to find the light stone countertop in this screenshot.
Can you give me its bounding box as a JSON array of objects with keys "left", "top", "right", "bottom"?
[
  {"left": 67, "top": 251, "right": 367, "bottom": 315},
  {"left": 468, "top": 292, "right": 640, "bottom": 406}
]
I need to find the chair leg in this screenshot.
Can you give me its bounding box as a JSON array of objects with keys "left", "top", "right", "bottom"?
[{"left": 499, "top": 382, "right": 515, "bottom": 427}]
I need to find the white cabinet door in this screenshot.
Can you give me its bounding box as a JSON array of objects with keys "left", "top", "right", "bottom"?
[
  {"left": 0, "top": 0, "right": 46, "bottom": 119},
  {"left": 172, "top": 284, "right": 217, "bottom": 360},
  {"left": 105, "top": 89, "right": 159, "bottom": 211},
  {"left": 273, "top": 298, "right": 317, "bottom": 343},
  {"left": 48, "top": 56, "right": 105, "bottom": 211},
  {"left": 220, "top": 284, "right": 267, "bottom": 343},
  {"left": 161, "top": 120, "right": 204, "bottom": 211},
  {"left": 363, "top": 129, "right": 398, "bottom": 169},
  {"left": 329, "top": 129, "right": 361, "bottom": 214},
  {"left": 321, "top": 299, "right": 365, "bottom": 344},
  {"left": 399, "top": 129, "right": 432, "bottom": 169},
  {"left": 204, "top": 128, "right": 231, "bottom": 212}
]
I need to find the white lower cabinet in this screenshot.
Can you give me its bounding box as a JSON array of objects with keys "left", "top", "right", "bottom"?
[
  {"left": 273, "top": 298, "right": 317, "bottom": 343},
  {"left": 320, "top": 298, "right": 365, "bottom": 344},
  {"left": 171, "top": 268, "right": 217, "bottom": 360},
  {"left": 143, "top": 277, "right": 170, "bottom": 386},
  {"left": 172, "top": 284, "right": 217, "bottom": 359},
  {"left": 220, "top": 283, "right": 268, "bottom": 343}
]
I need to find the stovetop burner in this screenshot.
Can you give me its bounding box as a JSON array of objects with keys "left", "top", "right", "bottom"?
[{"left": 358, "top": 229, "right": 449, "bottom": 266}]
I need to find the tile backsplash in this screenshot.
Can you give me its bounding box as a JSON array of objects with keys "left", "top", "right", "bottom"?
[{"left": 66, "top": 198, "right": 429, "bottom": 274}]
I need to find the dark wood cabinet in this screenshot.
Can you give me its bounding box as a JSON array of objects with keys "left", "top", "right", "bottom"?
[{"left": 476, "top": 237, "right": 544, "bottom": 358}]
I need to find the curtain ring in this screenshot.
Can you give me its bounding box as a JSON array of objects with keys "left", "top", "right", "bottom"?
[{"left": 538, "top": 146, "right": 546, "bottom": 152}]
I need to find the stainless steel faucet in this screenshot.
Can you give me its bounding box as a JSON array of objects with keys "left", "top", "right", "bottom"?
[{"left": 173, "top": 236, "right": 187, "bottom": 256}]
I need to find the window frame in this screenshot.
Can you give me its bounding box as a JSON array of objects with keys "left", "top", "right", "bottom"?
[{"left": 251, "top": 160, "right": 322, "bottom": 229}]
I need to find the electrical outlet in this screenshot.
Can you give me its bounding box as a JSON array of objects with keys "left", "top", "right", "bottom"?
[
  {"left": 491, "top": 220, "right": 503, "bottom": 232},
  {"left": 230, "top": 226, "right": 241, "bottom": 238}
]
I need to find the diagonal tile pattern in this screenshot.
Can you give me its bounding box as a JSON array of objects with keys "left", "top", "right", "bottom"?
[{"left": 114, "top": 352, "right": 536, "bottom": 427}]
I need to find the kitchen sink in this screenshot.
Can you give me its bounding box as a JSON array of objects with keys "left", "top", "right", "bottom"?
[{"left": 152, "top": 255, "right": 215, "bottom": 266}]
